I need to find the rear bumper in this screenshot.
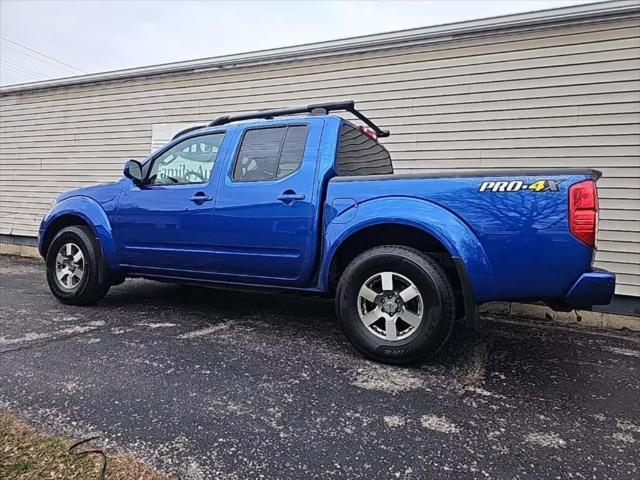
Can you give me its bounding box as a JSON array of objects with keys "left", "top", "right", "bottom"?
[{"left": 565, "top": 269, "right": 616, "bottom": 309}]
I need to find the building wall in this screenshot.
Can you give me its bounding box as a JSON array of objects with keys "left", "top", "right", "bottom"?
[{"left": 1, "top": 16, "right": 639, "bottom": 296}]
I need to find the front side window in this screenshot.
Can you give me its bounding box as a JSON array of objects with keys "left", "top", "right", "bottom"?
[
  {"left": 147, "top": 133, "right": 225, "bottom": 186},
  {"left": 233, "top": 125, "right": 308, "bottom": 182}
]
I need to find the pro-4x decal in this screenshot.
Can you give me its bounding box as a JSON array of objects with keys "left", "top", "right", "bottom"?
[{"left": 478, "top": 179, "right": 563, "bottom": 193}]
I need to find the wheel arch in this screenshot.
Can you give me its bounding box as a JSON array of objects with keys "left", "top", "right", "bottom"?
[
  {"left": 39, "top": 196, "right": 119, "bottom": 273},
  {"left": 39, "top": 213, "right": 93, "bottom": 257},
  {"left": 326, "top": 223, "right": 455, "bottom": 290},
  {"left": 320, "top": 197, "right": 495, "bottom": 324}
]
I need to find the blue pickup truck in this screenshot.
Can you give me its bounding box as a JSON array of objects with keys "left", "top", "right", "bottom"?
[{"left": 38, "top": 101, "right": 615, "bottom": 364}]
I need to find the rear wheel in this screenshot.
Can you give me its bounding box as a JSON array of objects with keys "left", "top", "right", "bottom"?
[
  {"left": 336, "top": 246, "right": 455, "bottom": 365},
  {"left": 46, "top": 226, "right": 110, "bottom": 305}
]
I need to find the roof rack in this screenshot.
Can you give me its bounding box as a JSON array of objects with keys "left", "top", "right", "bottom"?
[
  {"left": 208, "top": 100, "right": 390, "bottom": 138},
  {"left": 171, "top": 125, "right": 208, "bottom": 140}
]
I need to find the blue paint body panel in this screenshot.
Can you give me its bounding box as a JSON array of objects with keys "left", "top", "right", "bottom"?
[
  {"left": 38, "top": 114, "right": 615, "bottom": 309},
  {"left": 323, "top": 173, "right": 599, "bottom": 304},
  {"left": 566, "top": 269, "right": 616, "bottom": 308},
  {"left": 111, "top": 126, "right": 234, "bottom": 274},
  {"left": 38, "top": 184, "right": 123, "bottom": 272}
]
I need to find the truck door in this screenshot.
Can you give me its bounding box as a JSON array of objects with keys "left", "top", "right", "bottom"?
[
  {"left": 113, "top": 131, "right": 229, "bottom": 273},
  {"left": 212, "top": 119, "right": 322, "bottom": 284}
]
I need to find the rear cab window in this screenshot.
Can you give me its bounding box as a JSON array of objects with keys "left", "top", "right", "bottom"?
[
  {"left": 336, "top": 122, "right": 393, "bottom": 176},
  {"left": 232, "top": 125, "right": 309, "bottom": 182}
]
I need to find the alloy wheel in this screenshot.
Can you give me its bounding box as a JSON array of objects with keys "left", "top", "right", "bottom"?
[
  {"left": 357, "top": 271, "right": 424, "bottom": 341},
  {"left": 55, "top": 242, "right": 85, "bottom": 290}
]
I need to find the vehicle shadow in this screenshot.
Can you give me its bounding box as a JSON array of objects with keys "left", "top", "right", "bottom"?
[
  {"left": 101, "top": 278, "right": 497, "bottom": 372},
  {"left": 100, "top": 277, "right": 638, "bottom": 408}
]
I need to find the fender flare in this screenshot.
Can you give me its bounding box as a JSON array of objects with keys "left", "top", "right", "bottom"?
[
  {"left": 39, "top": 195, "right": 120, "bottom": 273},
  {"left": 320, "top": 196, "right": 495, "bottom": 304}
]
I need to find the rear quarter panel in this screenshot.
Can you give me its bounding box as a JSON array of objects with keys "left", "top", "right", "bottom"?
[{"left": 325, "top": 171, "right": 595, "bottom": 303}]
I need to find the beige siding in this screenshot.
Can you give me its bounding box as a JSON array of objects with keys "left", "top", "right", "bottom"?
[{"left": 1, "top": 16, "right": 639, "bottom": 296}]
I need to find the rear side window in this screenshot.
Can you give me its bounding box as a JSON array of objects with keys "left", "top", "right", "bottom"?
[
  {"left": 336, "top": 123, "right": 393, "bottom": 176},
  {"left": 233, "top": 125, "right": 308, "bottom": 182}
]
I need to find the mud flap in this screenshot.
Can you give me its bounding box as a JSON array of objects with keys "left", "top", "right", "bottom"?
[
  {"left": 453, "top": 256, "right": 481, "bottom": 331},
  {"left": 94, "top": 236, "right": 106, "bottom": 285}
]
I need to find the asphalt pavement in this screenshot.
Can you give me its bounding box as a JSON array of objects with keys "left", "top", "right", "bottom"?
[{"left": 1, "top": 255, "right": 639, "bottom": 480}]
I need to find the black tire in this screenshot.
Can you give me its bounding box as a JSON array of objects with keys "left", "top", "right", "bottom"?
[
  {"left": 336, "top": 246, "right": 456, "bottom": 365},
  {"left": 45, "top": 225, "right": 110, "bottom": 305}
]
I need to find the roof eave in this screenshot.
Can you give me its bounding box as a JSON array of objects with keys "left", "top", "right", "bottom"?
[{"left": 1, "top": 0, "right": 637, "bottom": 95}]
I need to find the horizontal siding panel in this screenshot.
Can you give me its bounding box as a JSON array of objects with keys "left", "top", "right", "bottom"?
[
  {"left": 3, "top": 22, "right": 637, "bottom": 108},
  {"left": 3, "top": 69, "right": 640, "bottom": 127},
  {"left": 3, "top": 123, "right": 639, "bottom": 151},
  {"left": 599, "top": 219, "right": 640, "bottom": 232},
  {"left": 4, "top": 85, "right": 639, "bottom": 135},
  {"left": 2, "top": 68, "right": 639, "bottom": 126},
  {"left": 413, "top": 123, "right": 640, "bottom": 140},
  {"left": 393, "top": 157, "right": 640, "bottom": 169},
  {"left": 2, "top": 48, "right": 638, "bottom": 119},
  {"left": 5, "top": 148, "right": 637, "bottom": 164},
  {"left": 615, "top": 284, "right": 640, "bottom": 297},
  {"left": 598, "top": 240, "right": 640, "bottom": 254},
  {"left": 600, "top": 198, "right": 640, "bottom": 210},
  {"left": 598, "top": 177, "right": 640, "bottom": 189},
  {"left": 3, "top": 110, "right": 640, "bottom": 145},
  {"left": 599, "top": 209, "right": 640, "bottom": 221},
  {"left": 10, "top": 130, "right": 640, "bottom": 158},
  {"left": 0, "top": 226, "right": 38, "bottom": 237},
  {"left": 392, "top": 146, "right": 640, "bottom": 159},
  {"left": 599, "top": 230, "right": 640, "bottom": 242},
  {"left": 596, "top": 251, "right": 640, "bottom": 264},
  {"left": 598, "top": 189, "right": 640, "bottom": 201},
  {"left": 3, "top": 92, "right": 640, "bottom": 139},
  {"left": 5, "top": 149, "right": 637, "bottom": 164},
  {"left": 5, "top": 160, "right": 628, "bottom": 174},
  {"left": 610, "top": 273, "right": 640, "bottom": 287},
  {"left": 6, "top": 133, "right": 634, "bottom": 154},
  {"left": 0, "top": 100, "right": 638, "bottom": 143},
  {"left": 594, "top": 261, "right": 640, "bottom": 276}
]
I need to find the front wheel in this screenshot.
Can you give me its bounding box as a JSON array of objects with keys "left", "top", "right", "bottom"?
[
  {"left": 45, "top": 225, "right": 110, "bottom": 305},
  {"left": 336, "top": 246, "right": 456, "bottom": 365}
]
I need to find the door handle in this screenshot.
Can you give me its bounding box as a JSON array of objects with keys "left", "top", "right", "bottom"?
[
  {"left": 190, "top": 192, "right": 213, "bottom": 204},
  {"left": 277, "top": 191, "right": 305, "bottom": 204}
]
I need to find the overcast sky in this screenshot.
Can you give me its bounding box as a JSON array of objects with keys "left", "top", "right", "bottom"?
[{"left": 0, "top": 0, "right": 602, "bottom": 86}]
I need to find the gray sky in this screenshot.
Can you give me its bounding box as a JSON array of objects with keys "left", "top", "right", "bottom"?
[{"left": 0, "top": 0, "right": 602, "bottom": 86}]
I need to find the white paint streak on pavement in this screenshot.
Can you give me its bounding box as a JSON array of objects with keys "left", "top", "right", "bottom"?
[
  {"left": 0, "top": 321, "right": 105, "bottom": 346},
  {"left": 605, "top": 346, "right": 640, "bottom": 358},
  {"left": 420, "top": 415, "right": 460, "bottom": 434},
  {"left": 177, "top": 323, "right": 229, "bottom": 339},
  {"left": 524, "top": 432, "right": 567, "bottom": 448},
  {"left": 139, "top": 322, "right": 178, "bottom": 329},
  {"left": 350, "top": 365, "right": 429, "bottom": 394}
]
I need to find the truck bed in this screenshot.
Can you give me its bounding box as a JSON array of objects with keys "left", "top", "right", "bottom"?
[{"left": 326, "top": 168, "right": 601, "bottom": 304}]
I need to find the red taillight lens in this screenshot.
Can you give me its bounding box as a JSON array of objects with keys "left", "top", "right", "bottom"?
[{"left": 569, "top": 180, "right": 598, "bottom": 248}]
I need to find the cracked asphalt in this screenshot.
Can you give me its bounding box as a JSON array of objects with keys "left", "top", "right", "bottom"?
[{"left": 1, "top": 255, "right": 639, "bottom": 480}]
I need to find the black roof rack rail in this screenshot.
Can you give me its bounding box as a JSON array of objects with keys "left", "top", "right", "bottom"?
[
  {"left": 207, "top": 100, "right": 390, "bottom": 138},
  {"left": 172, "top": 125, "right": 206, "bottom": 140}
]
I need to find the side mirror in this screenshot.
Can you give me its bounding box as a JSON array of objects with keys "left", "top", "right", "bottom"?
[{"left": 123, "top": 159, "right": 143, "bottom": 185}]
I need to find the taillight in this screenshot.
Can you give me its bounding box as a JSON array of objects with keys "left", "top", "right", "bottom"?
[{"left": 569, "top": 179, "right": 598, "bottom": 248}]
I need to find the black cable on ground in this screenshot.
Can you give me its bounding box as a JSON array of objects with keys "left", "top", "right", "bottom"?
[{"left": 68, "top": 435, "right": 107, "bottom": 480}]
